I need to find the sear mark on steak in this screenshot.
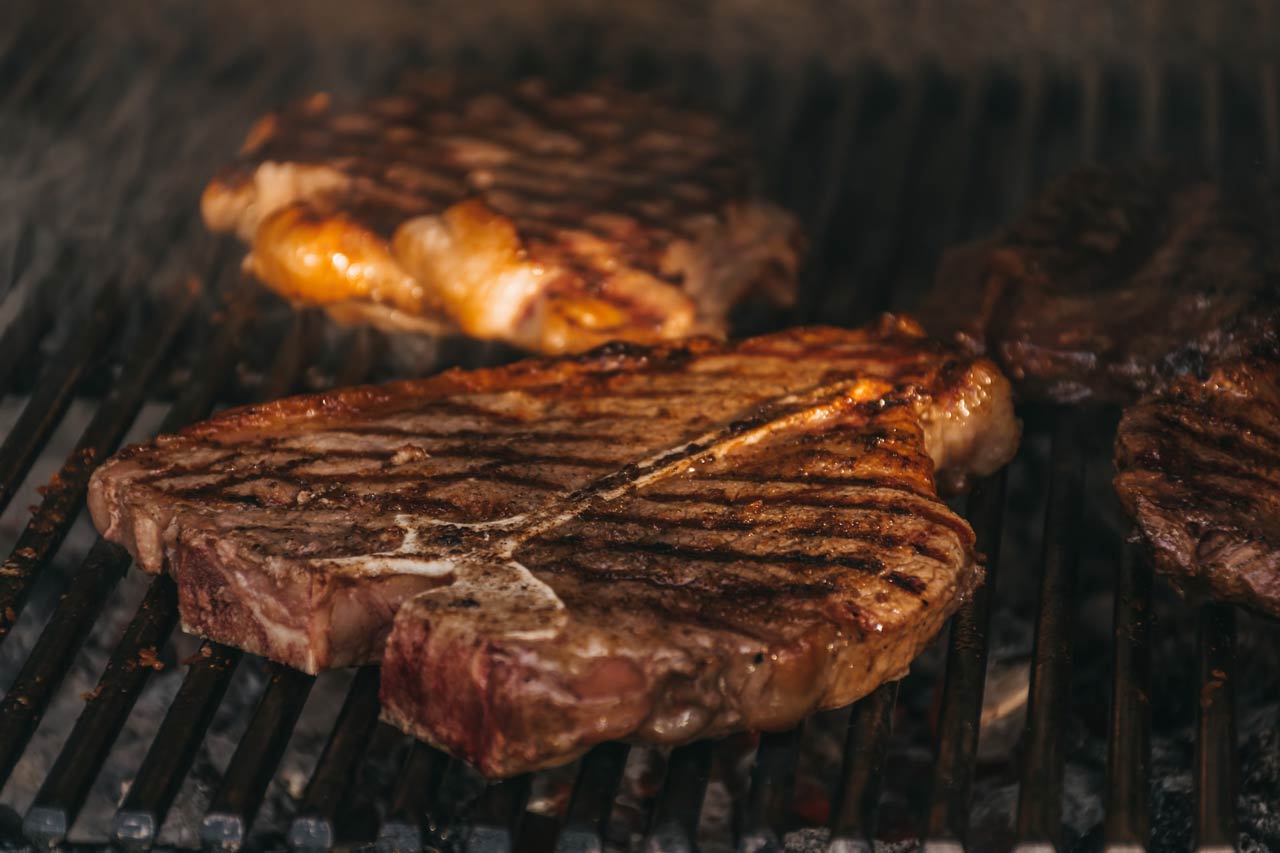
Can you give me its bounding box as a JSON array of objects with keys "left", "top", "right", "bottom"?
[
  {"left": 201, "top": 74, "right": 804, "bottom": 355},
  {"left": 921, "top": 164, "right": 1280, "bottom": 403},
  {"left": 1115, "top": 348, "right": 1280, "bottom": 618},
  {"left": 87, "top": 316, "right": 1020, "bottom": 776}
]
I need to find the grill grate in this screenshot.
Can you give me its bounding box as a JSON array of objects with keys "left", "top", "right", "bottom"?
[{"left": 2, "top": 3, "right": 1278, "bottom": 851}]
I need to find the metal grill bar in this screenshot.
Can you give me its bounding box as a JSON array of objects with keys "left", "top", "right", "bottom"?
[
  {"left": 739, "top": 726, "right": 803, "bottom": 851},
  {"left": 788, "top": 72, "right": 864, "bottom": 324},
  {"left": 107, "top": 313, "right": 318, "bottom": 849},
  {"left": 828, "top": 681, "right": 898, "bottom": 852},
  {"left": 376, "top": 741, "right": 450, "bottom": 852},
  {"left": 1104, "top": 545, "right": 1152, "bottom": 851},
  {"left": 1014, "top": 414, "right": 1086, "bottom": 851},
  {"left": 924, "top": 470, "right": 1008, "bottom": 851},
  {"left": 113, "top": 640, "right": 242, "bottom": 849},
  {"left": 0, "top": 538, "right": 131, "bottom": 786},
  {"left": 0, "top": 282, "right": 122, "bottom": 519},
  {"left": 555, "top": 741, "right": 631, "bottom": 853},
  {"left": 1005, "top": 61, "right": 1046, "bottom": 212},
  {"left": 1079, "top": 63, "right": 1103, "bottom": 162},
  {"left": 1194, "top": 605, "right": 1237, "bottom": 852},
  {"left": 11, "top": 283, "right": 296, "bottom": 846},
  {"left": 466, "top": 774, "right": 532, "bottom": 853},
  {"left": 1261, "top": 61, "right": 1280, "bottom": 173},
  {"left": 22, "top": 575, "right": 180, "bottom": 846},
  {"left": 287, "top": 666, "right": 383, "bottom": 851},
  {"left": 642, "top": 740, "right": 713, "bottom": 853},
  {"left": 0, "top": 283, "right": 196, "bottom": 644},
  {"left": 0, "top": 275, "right": 55, "bottom": 399},
  {"left": 838, "top": 68, "right": 929, "bottom": 322},
  {"left": 0, "top": 279, "right": 245, "bottom": 845},
  {"left": 201, "top": 666, "right": 317, "bottom": 850}
]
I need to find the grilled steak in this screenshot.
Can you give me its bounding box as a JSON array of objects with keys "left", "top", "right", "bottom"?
[
  {"left": 87, "top": 316, "right": 1020, "bottom": 775},
  {"left": 922, "top": 165, "right": 1280, "bottom": 403},
  {"left": 1115, "top": 350, "right": 1280, "bottom": 617},
  {"left": 202, "top": 75, "right": 803, "bottom": 354}
]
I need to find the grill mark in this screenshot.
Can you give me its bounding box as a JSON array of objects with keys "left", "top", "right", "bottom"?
[
  {"left": 785, "top": 525, "right": 953, "bottom": 563},
  {"left": 422, "top": 469, "right": 567, "bottom": 491},
  {"left": 154, "top": 456, "right": 314, "bottom": 496},
  {"left": 884, "top": 571, "right": 928, "bottom": 596},
  {"left": 537, "top": 556, "right": 839, "bottom": 601},
  {"left": 1130, "top": 421, "right": 1280, "bottom": 490},
  {"left": 635, "top": 490, "right": 975, "bottom": 544},
  {"left": 320, "top": 417, "right": 670, "bottom": 438},
  {"left": 577, "top": 507, "right": 754, "bottom": 532},
  {"left": 688, "top": 473, "right": 935, "bottom": 499},
  {"left": 1127, "top": 453, "right": 1280, "bottom": 507},
  {"left": 1146, "top": 409, "right": 1280, "bottom": 462},
  {"left": 572, "top": 509, "right": 954, "bottom": 563},
  {"left": 539, "top": 534, "right": 887, "bottom": 574},
  {"left": 317, "top": 424, "right": 671, "bottom": 445},
  {"left": 407, "top": 400, "right": 530, "bottom": 421},
  {"left": 146, "top": 444, "right": 620, "bottom": 494},
  {"left": 481, "top": 174, "right": 705, "bottom": 239},
  {"left": 397, "top": 445, "right": 618, "bottom": 469},
  {"left": 468, "top": 376, "right": 757, "bottom": 403}
]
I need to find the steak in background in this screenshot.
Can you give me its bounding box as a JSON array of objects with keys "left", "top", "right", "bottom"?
[
  {"left": 921, "top": 165, "right": 1280, "bottom": 403},
  {"left": 1115, "top": 349, "right": 1280, "bottom": 618},
  {"left": 202, "top": 75, "right": 803, "bottom": 354},
  {"left": 87, "top": 316, "right": 1020, "bottom": 775}
]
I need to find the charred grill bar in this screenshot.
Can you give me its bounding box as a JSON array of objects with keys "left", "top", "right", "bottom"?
[{"left": 1, "top": 2, "right": 1276, "bottom": 850}]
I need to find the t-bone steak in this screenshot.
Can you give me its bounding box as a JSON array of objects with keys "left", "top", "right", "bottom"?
[{"left": 88, "top": 316, "right": 1020, "bottom": 775}]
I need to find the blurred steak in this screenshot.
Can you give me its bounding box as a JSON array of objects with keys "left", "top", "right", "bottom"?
[
  {"left": 87, "top": 316, "right": 1020, "bottom": 775},
  {"left": 923, "top": 165, "right": 1279, "bottom": 403},
  {"left": 1115, "top": 351, "right": 1280, "bottom": 617},
  {"left": 202, "top": 75, "right": 802, "bottom": 354}
]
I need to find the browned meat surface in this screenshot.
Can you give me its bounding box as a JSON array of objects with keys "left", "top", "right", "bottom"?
[
  {"left": 922, "top": 165, "right": 1279, "bottom": 403},
  {"left": 87, "top": 316, "right": 1020, "bottom": 775},
  {"left": 202, "top": 75, "right": 802, "bottom": 354},
  {"left": 1115, "top": 351, "right": 1280, "bottom": 618}
]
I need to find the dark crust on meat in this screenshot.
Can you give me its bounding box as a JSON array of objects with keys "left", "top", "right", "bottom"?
[
  {"left": 215, "top": 77, "right": 754, "bottom": 260},
  {"left": 1115, "top": 350, "right": 1280, "bottom": 617},
  {"left": 88, "top": 316, "right": 1020, "bottom": 776},
  {"left": 923, "top": 164, "right": 1280, "bottom": 403},
  {"left": 201, "top": 75, "right": 804, "bottom": 352}
]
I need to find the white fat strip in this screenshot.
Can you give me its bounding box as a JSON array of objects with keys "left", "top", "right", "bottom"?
[
  {"left": 225, "top": 568, "right": 312, "bottom": 667},
  {"left": 414, "top": 514, "right": 529, "bottom": 531},
  {"left": 315, "top": 519, "right": 458, "bottom": 578},
  {"left": 329, "top": 556, "right": 460, "bottom": 578}
]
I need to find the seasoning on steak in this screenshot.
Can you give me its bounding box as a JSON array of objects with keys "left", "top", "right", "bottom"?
[
  {"left": 201, "top": 74, "right": 803, "bottom": 354},
  {"left": 1115, "top": 348, "right": 1280, "bottom": 618},
  {"left": 87, "top": 315, "right": 1020, "bottom": 776},
  {"left": 921, "top": 165, "right": 1280, "bottom": 403}
]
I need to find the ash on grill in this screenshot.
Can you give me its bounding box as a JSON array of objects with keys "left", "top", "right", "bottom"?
[{"left": 2, "top": 0, "right": 1280, "bottom": 851}]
